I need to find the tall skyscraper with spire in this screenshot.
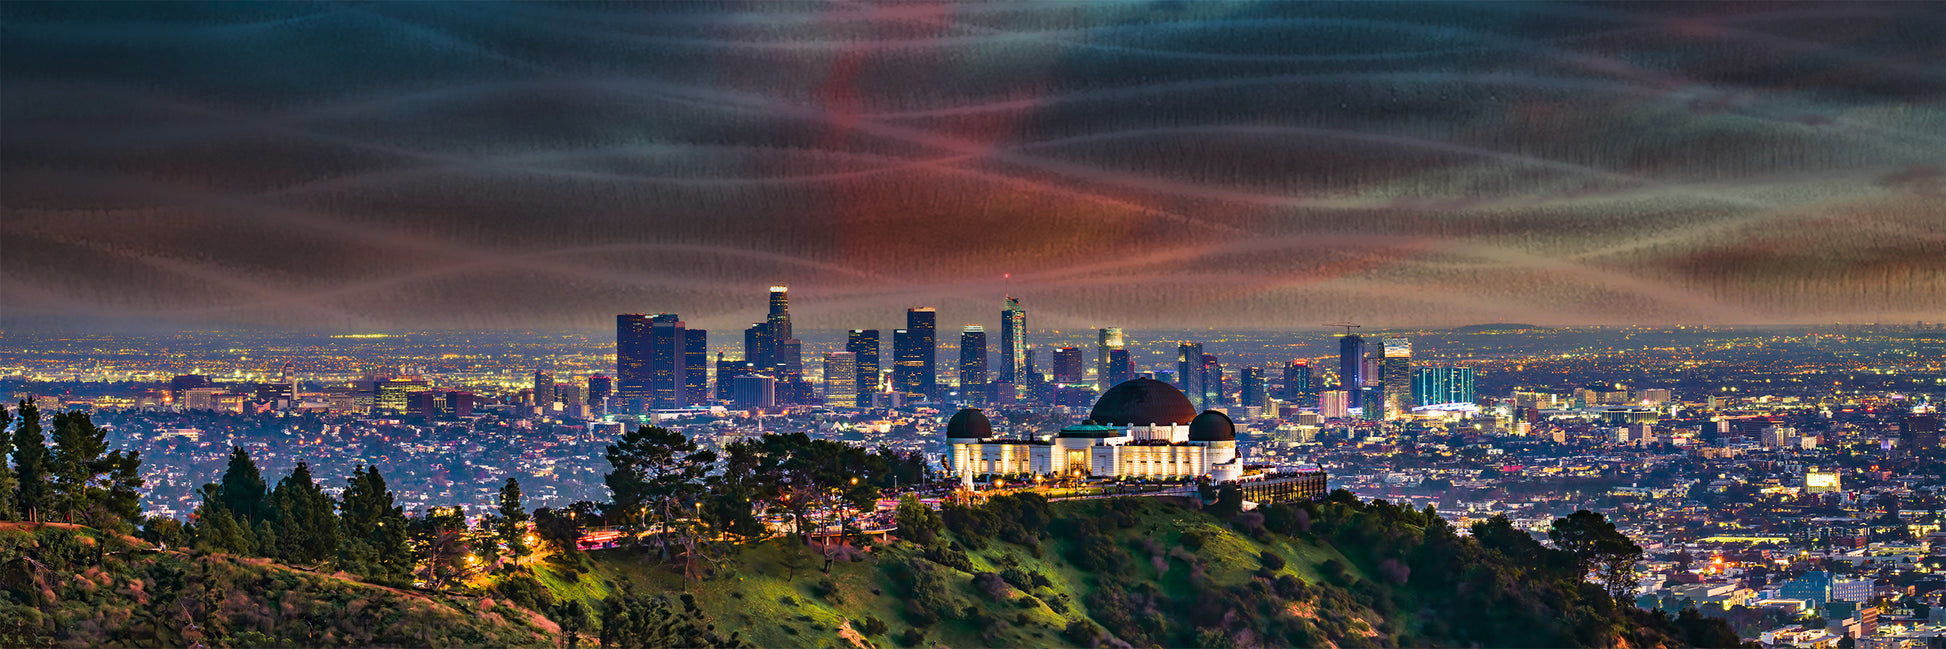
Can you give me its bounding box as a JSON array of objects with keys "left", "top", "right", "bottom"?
[
  {"left": 1001, "top": 296, "right": 1026, "bottom": 392},
  {"left": 1097, "top": 327, "right": 1124, "bottom": 391}
]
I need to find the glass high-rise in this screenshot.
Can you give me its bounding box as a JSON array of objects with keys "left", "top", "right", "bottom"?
[
  {"left": 1106, "top": 348, "right": 1131, "bottom": 387},
  {"left": 1096, "top": 327, "right": 1124, "bottom": 391},
  {"left": 648, "top": 314, "right": 686, "bottom": 408},
  {"left": 1242, "top": 366, "right": 1265, "bottom": 409},
  {"left": 907, "top": 307, "right": 937, "bottom": 398},
  {"left": 1000, "top": 297, "right": 1025, "bottom": 389},
  {"left": 823, "top": 352, "right": 858, "bottom": 407},
  {"left": 684, "top": 329, "right": 708, "bottom": 405},
  {"left": 1382, "top": 336, "right": 1411, "bottom": 418},
  {"left": 1283, "top": 360, "right": 1315, "bottom": 407},
  {"left": 847, "top": 329, "right": 879, "bottom": 407},
  {"left": 1052, "top": 346, "right": 1083, "bottom": 384},
  {"left": 959, "top": 326, "right": 987, "bottom": 394},
  {"left": 617, "top": 314, "right": 654, "bottom": 403},
  {"left": 893, "top": 329, "right": 921, "bottom": 399},
  {"left": 1177, "top": 342, "right": 1204, "bottom": 408},
  {"left": 1338, "top": 334, "right": 1366, "bottom": 409}
]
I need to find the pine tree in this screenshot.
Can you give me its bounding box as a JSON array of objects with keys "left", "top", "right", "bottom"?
[
  {"left": 216, "top": 447, "right": 267, "bottom": 525},
  {"left": 340, "top": 466, "right": 410, "bottom": 584},
  {"left": 48, "top": 411, "right": 109, "bottom": 524},
  {"left": 270, "top": 462, "right": 339, "bottom": 565},
  {"left": 11, "top": 401, "right": 48, "bottom": 523},
  {"left": 0, "top": 406, "right": 15, "bottom": 520},
  {"left": 497, "top": 477, "right": 529, "bottom": 561}
]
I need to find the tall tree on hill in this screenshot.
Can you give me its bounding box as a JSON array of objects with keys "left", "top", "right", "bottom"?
[
  {"left": 1549, "top": 509, "right": 1646, "bottom": 602},
  {"left": 216, "top": 447, "right": 267, "bottom": 525},
  {"left": 12, "top": 400, "right": 48, "bottom": 523},
  {"left": 412, "top": 506, "right": 471, "bottom": 590},
  {"left": 340, "top": 465, "right": 411, "bottom": 584},
  {"left": 268, "top": 461, "right": 339, "bottom": 566},
  {"left": 0, "top": 406, "right": 16, "bottom": 520},
  {"left": 497, "top": 477, "right": 529, "bottom": 562},
  {"left": 48, "top": 411, "right": 107, "bottom": 524},
  {"left": 604, "top": 425, "right": 716, "bottom": 558}
]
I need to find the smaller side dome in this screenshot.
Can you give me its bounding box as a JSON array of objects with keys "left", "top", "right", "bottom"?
[
  {"left": 1188, "top": 410, "right": 1236, "bottom": 442},
  {"left": 946, "top": 408, "right": 993, "bottom": 439}
]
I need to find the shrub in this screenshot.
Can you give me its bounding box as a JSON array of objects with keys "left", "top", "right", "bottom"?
[
  {"left": 1259, "top": 551, "right": 1286, "bottom": 571},
  {"left": 899, "top": 628, "right": 925, "bottom": 646},
  {"left": 1179, "top": 526, "right": 1212, "bottom": 551},
  {"left": 814, "top": 578, "right": 842, "bottom": 603},
  {"left": 971, "top": 572, "right": 1009, "bottom": 600},
  {"left": 860, "top": 616, "right": 888, "bottom": 636},
  {"left": 1063, "top": 620, "right": 1104, "bottom": 647}
]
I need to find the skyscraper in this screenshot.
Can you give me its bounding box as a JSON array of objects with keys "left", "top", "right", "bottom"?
[
  {"left": 1413, "top": 366, "right": 1476, "bottom": 407},
  {"left": 847, "top": 329, "right": 879, "bottom": 407},
  {"left": 1052, "top": 347, "right": 1083, "bottom": 384},
  {"left": 1096, "top": 327, "right": 1124, "bottom": 391},
  {"left": 1338, "top": 334, "right": 1366, "bottom": 409},
  {"left": 767, "top": 285, "right": 791, "bottom": 354},
  {"left": 684, "top": 329, "right": 708, "bottom": 405},
  {"left": 533, "top": 370, "right": 554, "bottom": 407},
  {"left": 1283, "top": 360, "right": 1315, "bottom": 407},
  {"left": 1382, "top": 336, "right": 1411, "bottom": 419},
  {"left": 744, "top": 322, "right": 770, "bottom": 372},
  {"left": 1000, "top": 296, "right": 1026, "bottom": 389},
  {"left": 1177, "top": 342, "right": 1205, "bottom": 409},
  {"left": 617, "top": 314, "right": 653, "bottom": 403},
  {"left": 716, "top": 353, "right": 755, "bottom": 403},
  {"left": 823, "top": 352, "right": 858, "bottom": 408},
  {"left": 959, "top": 326, "right": 987, "bottom": 393},
  {"left": 893, "top": 329, "right": 921, "bottom": 399},
  {"left": 587, "top": 375, "right": 612, "bottom": 412},
  {"left": 1201, "top": 353, "right": 1223, "bottom": 407},
  {"left": 648, "top": 314, "right": 687, "bottom": 408},
  {"left": 1242, "top": 366, "right": 1266, "bottom": 409},
  {"left": 1106, "top": 348, "right": 1132, "bottom": 388},
  {"left": 907, "top": 307, "right": 937, "bottom": 398}
]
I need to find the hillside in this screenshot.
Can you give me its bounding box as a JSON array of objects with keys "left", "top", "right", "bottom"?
[
  {"left": 530, "top": 493, "right": 1738, "bottom": 649},
  {"left": 3, "top": 494, "right": 1739, "bottom": 648},
  {"left": 0, "top": 523, "right": 557, "bottom": 648}
]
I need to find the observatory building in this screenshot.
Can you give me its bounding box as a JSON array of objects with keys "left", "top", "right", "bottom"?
[{"left": 946, "top": 377, "right": 1243, "bottom": 483}]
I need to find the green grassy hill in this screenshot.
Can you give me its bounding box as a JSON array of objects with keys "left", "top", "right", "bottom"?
[
  {"left": 528, "top": 494, "right": 1737, "bottom": 649},
  {"left": 6, "top": 494, "right": 1740, "bottom": 648}
]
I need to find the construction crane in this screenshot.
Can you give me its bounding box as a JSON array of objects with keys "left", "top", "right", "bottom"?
[{"left": 1326, "top": 322, "right": 1362, "bottom": 336}]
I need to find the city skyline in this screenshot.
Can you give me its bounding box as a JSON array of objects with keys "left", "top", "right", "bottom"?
[{"left": 4, "top": 2, "right": 1941, "bottom": 331}]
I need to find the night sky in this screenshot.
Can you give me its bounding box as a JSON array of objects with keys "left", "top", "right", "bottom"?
[{"left": 3, "top": 2, "right": 1941, "bottom": 332}]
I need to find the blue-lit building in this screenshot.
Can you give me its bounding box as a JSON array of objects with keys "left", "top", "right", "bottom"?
[{"left": 1412, "top": 366, "right": 1477, "bottom": 407}]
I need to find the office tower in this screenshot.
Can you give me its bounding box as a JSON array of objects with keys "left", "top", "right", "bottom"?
[
  {"left": 1338, "top": 333, "right": 1366, "bottom": 409},
  {"left": 744, "top": 323, "right": 771, "bottom": 372},
  {"left": 732, "top": 374, "right": 776, "bottom": 410},
  {"left": 617, "top": 314, "right": 653, "bottom": 403},
  {"left": 587, "top": 375, "right": 612, "bottom": 411},
  {"left": 774, "top": 338, "right": 803, "bottom": 379},
  {"left": 533, "top": 370, "right": 554, "bottom": 407},
  {"left": 1177, "top": 342, "right": 1206, "bottom": 409},
  {"left": 684, "top": 329, "right": 708, "bottom": 404},
  {"left": 847, "top": 329, "right": 880, "bottom": 407},
  {"left": 1097, "top": 327, "right": 1124, "bottom": 390},
  {"left": 1242, "top": 366, "right": 1266, "bottom": 409},
  {"left": 907, "top": 307, "right": 937, "bottom": 397},
  {"left": 1201, "top": 354, "right": 1224, "bottom": 407},
  {"left": 1320, "top": 390, "right": 1350, "bottom": 418},
  {"left": 1283, "top": 360, "right": 1315, "bottom": 407},
  {"left": 446, "top": 391, "right": 474, "bottom": 418},
  {"left": 1000, "top": 296, "right": 1026, "bottom": 388},
  {"left": 959, "top": 326, "right": 988, "bottom": 392},
  {"left": 893, "top": 329, "right": 920, "bottom": 399},
  {"left": 824, "top": 352, "right": 858, "bottom": 407},
  {"left": 1106, "top": 348, "right": 1132, "bottom": 387},
  {"left": 1052, "top": 347, "right": 1083, "bottom": 384},
  {"left": 767, "top": 285, "right": 792, "bottom": 347},
  {"left": 1382, "top": 336, "right": 1411, "bottom": 418},
  {"left": 1361, "top": 386, "right": 1385, "bottom": 420},
  {"left": 648, "top": 314, "right": 687, "bottom": 409},
  {"left": 716, "top": 353, "right": 755, "bottom": 402}
]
